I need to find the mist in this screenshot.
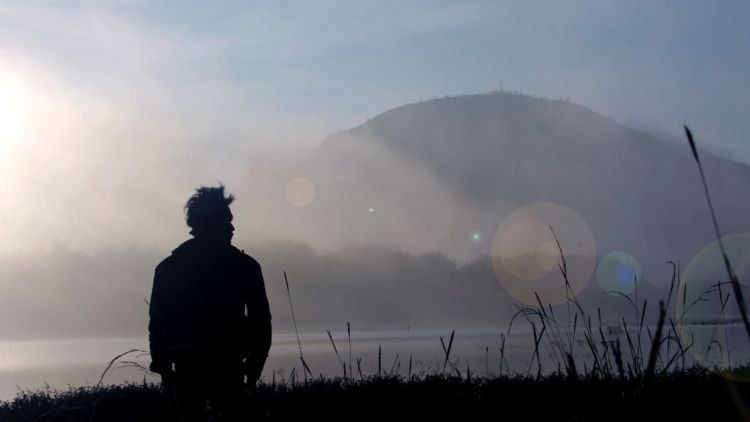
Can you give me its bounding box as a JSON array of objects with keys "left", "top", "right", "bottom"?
[
  {"left": 1, "top": 2, "right": 750, "bottom": 343},
  {"left": 3, "top": 91, "right": 750, "bottom": 341}
]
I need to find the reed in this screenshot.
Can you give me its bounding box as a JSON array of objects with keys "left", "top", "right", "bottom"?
[
  {"left": 439, "top": 330, "right": 455, "bottom": 374},
  {"left": 644, "top": 301, "right": 666, "bottom": 380},
  {"left": 684, "top": 125, "right": 750, "bottom": 338},
  {"left": 96, "top": 349, "right": 146, "bottom": 387},
  {"left": 390, "top": 354, "right": 400, "bottom": 375},
  {"left": 378, "top": 345, "right": 382, "bottom": 377},
  {"left": 326, "top": 329, "right": 347, "bottom": 379},
  {"left": 284, "top": 271, "right": 312, "bottom": 380},
  {"left": 347, "top": 322, "right": 353, "bottom": 378}
]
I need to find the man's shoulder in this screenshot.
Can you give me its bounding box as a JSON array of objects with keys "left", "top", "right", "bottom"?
[
  {"left": 155, "top": 254, "right": 173, "bottom": 268},
  {"left": 154, "top": 240, "right": 194, "bottom": 273},
  {"left": 154, "top": 254, "right": 179, "bottom": 277},
  {"left": 233, "top": 247, "right": 262, "bottom": 270}
]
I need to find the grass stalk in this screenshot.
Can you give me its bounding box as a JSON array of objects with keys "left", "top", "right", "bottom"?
[
  {"left": 440, "top": 330, "right": 455, "bottom": 374},
  {"left": 326, "top": 329, "right": 346, "bottom": 379},
  {"left": 283, "top": 271, "right": 312, "bottom": 381},
  {"left": 684, "top": 125, "right": 750, "bottom": 338}
]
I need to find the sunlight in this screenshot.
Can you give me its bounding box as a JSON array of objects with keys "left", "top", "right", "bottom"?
[{"left": 0, "top": 67, "right": 31, "bottom": 151}]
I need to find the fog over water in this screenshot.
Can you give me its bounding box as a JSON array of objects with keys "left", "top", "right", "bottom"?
[
  {"left": 4, "top": 92, "right": 750, "bottom": 340},
  {"left": 3, "top": 324, "right": 749, "bottom": 402}
]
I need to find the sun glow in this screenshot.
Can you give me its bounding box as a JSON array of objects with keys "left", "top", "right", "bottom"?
[{"left": 0, "top": 68, "right": 32, "bottom": 151}]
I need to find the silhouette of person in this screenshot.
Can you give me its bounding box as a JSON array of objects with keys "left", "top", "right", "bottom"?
[{"left": 148, "top": 185, "right": 272, "bottom": 421}]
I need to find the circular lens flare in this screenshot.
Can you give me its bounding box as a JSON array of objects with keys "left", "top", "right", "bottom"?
[
  {"left": 536, "top": 240, "right": 560, "bottom": 273},
  {"left": 676, "top": 233, "right": 750, "bottom": 380},
  {"left": 597, "top": 251, "right": 642, "bottom": 295},
  {"left": 491, "top": 202, "right": 596, "bottom": 306},
  {"left": 285, "top": 177, "right": 315, "bottom": 207}
]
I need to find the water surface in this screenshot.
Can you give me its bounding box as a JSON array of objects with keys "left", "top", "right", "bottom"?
[{"left": 1, "top": 325, "right": 747, "bottom": 402}]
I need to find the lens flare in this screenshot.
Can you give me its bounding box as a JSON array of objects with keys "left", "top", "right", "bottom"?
[
  {"left": 285, "top": 177, "right": 315, "bottom": 208},
  {"left": 536, "top": 240, "right": 560, "bottom": 272},
  {"left": 471, "top": 231, "right": 482, "bottom": 242},
  {"left": 676, "top": 233, "right": 750, "bottom": 380},
  {"left": 597, "top": 251, "right": 642, "bottom": 295},
  {"left": 491, "top": 202, "right": 596, "bottom": 306}
]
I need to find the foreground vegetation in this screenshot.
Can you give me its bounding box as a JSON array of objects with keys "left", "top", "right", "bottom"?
[{"left": 2, "top": 368, "right": 749, "bottom": 421}]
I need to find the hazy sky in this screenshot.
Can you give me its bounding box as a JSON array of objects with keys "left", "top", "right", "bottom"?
[
  {"left": 1, "top": 1, "right": 750, "bottom": 350},
  {"left": 0, "top": 0, "right": 748, "bottom": 252},
  {"left": 2, "top": 1, "right": 749, "bottom": 149}
]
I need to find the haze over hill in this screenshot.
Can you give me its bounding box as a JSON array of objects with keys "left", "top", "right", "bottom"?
[
  {"left": 280, "top": 92, "right": 750, "bottom": 280},
  {"left": 2, "top": 92, "right": 749, "bottom": 338}
]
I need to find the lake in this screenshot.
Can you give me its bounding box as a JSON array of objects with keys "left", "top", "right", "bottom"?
[{"left": 1, "top": 325, "right": 748, "bottom": 401}]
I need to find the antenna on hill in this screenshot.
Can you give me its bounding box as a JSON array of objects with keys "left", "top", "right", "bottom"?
[{"left": 498, "top": 77, "right": 503, "bottom": 92}]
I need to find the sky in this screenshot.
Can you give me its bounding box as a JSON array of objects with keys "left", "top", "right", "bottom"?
[
  {"left": 1, "top": 0, "right": 750, "bottom": 357},
  {"left": 0, "top": 0, "right": 749, "bottom": 253}
]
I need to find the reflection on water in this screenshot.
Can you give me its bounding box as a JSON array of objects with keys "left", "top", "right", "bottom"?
[{"left": 1, "top": 325, "right": 748, "bottom": 401}]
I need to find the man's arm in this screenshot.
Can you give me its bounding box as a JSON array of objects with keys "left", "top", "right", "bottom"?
[
  {"left": 148, "top": 262, "right": 176, "bottom": 374},
  {"left": 244, "top": 259, "right": 272, "bottom": 383}
]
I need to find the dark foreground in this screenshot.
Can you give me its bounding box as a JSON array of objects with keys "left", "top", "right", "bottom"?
[{"left": 2, "top": 369, "right": 749, "bottom": 421}]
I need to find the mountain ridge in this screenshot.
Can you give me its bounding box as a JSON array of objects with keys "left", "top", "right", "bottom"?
[{"left": 290, "top": 92, "right": 750, "bottom": 276}]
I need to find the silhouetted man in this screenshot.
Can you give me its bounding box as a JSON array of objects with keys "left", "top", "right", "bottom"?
[{"left": 149, "top": 185, "right": 272, "bottom": 421}]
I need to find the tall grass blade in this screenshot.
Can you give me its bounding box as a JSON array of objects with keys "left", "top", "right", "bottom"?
[
  {"left": 485, "top": 347, "right": 489, "bottom": 376},
  {"left": 390, "top": 354, "right": 399, "bottom": 375},
  {"left": 347, "top": 322, "right": 353, "bottom": 378},
  {"left": 326, "top": 329, "right": 346, "bottom": 379},
  {"left": 565, "top": 353, "right": 578, "bottom": 380},
  {"left": 440, "top": 330, "right": 455, "bottom": 374},
  {"left": 684, "top": 125, "right": 750, "bottom": 338},
  {"left": 378, "top": 345, "right": 382, "bottom": 377},
  {"left": 97, "top": 349, "right": 146, "bottom": 387},
  {"left": 284, "top": 271, "right": 312, "bottom": 380},
  {"left": 645, "top": 301, "right": 666, "bottom": 380}
]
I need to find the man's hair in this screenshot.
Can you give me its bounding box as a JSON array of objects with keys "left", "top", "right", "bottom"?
[{"left": 184, "top": 184, "right": 235, "bottom": 230}]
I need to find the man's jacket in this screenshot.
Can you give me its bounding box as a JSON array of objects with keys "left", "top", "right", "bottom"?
[{"left": 148, "top": 238, "right": 272, "bottom": 375}]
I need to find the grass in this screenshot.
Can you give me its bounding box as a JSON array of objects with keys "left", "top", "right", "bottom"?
[
  {"left": 685, "top": 125, "right": 750, "bottom": 338},
  {"left": 2, "top": 369, "right": 749, "bottom": 421}
]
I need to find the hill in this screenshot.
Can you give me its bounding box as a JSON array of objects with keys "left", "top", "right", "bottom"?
[{"left": 285, "top": 92, "right": 750, "bottom": 288}]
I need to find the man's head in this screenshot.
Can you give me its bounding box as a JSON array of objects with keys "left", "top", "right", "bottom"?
[{"left": 184, "top": 185, "right": 235, "bottom": 244}]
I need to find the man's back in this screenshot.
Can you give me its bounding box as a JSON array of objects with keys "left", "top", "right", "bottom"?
[
  {"left": 149, "top": 238, "right": 271, "bottom": 367},
  {"left": 147, "top": 185, "right": 271, "bottom": 421}
]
